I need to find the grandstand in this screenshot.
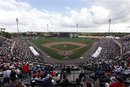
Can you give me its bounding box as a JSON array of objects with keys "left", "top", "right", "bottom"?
[{"left": 0, "top": 35, "right": 130, "bottom": 87}]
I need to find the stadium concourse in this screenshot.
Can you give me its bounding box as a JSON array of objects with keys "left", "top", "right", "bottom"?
[{"left": 0, "top": 36, "right": 130, "bottom": 87}]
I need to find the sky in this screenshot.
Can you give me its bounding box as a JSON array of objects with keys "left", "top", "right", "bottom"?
[{"left": 0, "top": 0, "right": 130, "bottom": 32}]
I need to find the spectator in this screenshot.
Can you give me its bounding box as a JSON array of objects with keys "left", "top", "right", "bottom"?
[
  {"left": 60, "top": 74, "right": 72, "bottom": 87},
  {"left": 74, "top": 78, "right": 82, "bottom": 87},
  {"left": 41, "top": 76, "right": 55, "bottom": 87},
  {"left": 66, "top": 66, "right": 71, "bottom": 74},
  {"left": 10, "top": 69, "right": 18, "bottom": 80},
  {"left": 79, "top": 71, "right": 85, "bottom": 82},
  {"left": 22, "top": 62, "right": 30, "bottom": 78},
  {"left": 94, "top": 78, "right": 100, "bottom": 87},
  {"left": 109, "top": 77, "right": 126, "bottom": 87},
  {"left": 82, "top": 78, "right": 92, "bottom": 87},
  {"left": 50, "top": 69, "right": 56, "bottom": 77},
  {"left": 9, "top": 77, "right": 26, "bottom": 87},
  {"left": 2, "top": 67, "right": 11, "bottom": 78}
]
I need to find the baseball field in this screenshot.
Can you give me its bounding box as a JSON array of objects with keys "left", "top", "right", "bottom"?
[{"left": 30, "top": 37, "right": 96, "bottom": 60}]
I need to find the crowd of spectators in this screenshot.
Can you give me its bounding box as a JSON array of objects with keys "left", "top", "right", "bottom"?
[
  {"left": 119, "top": 35, "right": 130, "bottom": 55},
  {"left": 0, "top": 36, "right": 130, "bottom": 87},
  {"left": 12, "top": 38, "right": 38, "bottom": 63},
  {"left": 86, "top": 38, "right": 120, "bottom": 64},
  {"left": 30, "top": 63, "right": 93, "bottom": 87},
  {"left": 84, "top": 38, "right": 129, "bottom": 87},
  {"left": 0, "top": 36, "right": 13, "bottom": 63},
  {"left": 0, "top": 36, "right": 44, "bottom": 86}
]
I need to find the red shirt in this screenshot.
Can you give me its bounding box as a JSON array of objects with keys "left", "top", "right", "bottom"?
[
  {"left": 110, "top": 82, "right": 126, "bottom": 87},
  {"left": 50, "top": 70, "right": 55, "bottom": 77},
  {"left": 22, "top": 64, "right": 29, "bottom": 73}
]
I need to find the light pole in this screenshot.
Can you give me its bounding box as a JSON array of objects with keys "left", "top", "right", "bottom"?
[
  {"left": 76, "top": 24, "right": 78, "bottom": 33},
  {"left": 16, "top": 18, "right": 19, "bottom": 36},
  {"left": 0, "top": 28, "right": 5, "bottom": 37},
  {"left": 47, "top": 24, "right": 49, "bottom": 32},
  {"left": 108, "top": 18, "right": 111, "bottom": 35}
]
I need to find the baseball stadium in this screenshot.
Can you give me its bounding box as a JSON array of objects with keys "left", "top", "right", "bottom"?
[
  {"left": 1, "top": 32, "right": 130, "bottom": 87},
  {"left": 0, "top": 0, "right": 130, "bottom": 87}
]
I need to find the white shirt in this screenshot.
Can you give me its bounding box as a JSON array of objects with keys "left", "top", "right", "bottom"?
[
  {"left": 105, "top": 83, "right": 109, "bottom": 87},
  {"left": 3, "top": 70, "right": 11, "bottom": 78}
]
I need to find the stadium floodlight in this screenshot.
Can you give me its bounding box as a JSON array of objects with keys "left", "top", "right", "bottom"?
[
  {"left": 16, "top": 18, "right": 19, "bottom": 36},
  {"left": 0, "top": 28, "right": 5, "bottom": 36},
  {"left": 47, "top": 24, "right": 49, "bottom": 32},
  {"left": 76, "top": 24, "right": 78, "bottom": 33},
  {"left": 108, "top": 18, "right": 111, "bottom": 34}
]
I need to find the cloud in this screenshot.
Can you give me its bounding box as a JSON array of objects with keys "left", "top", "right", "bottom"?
[
  {"left": 82, "top": 0, "right": 130, "bottom": 22},
  {"left": 0, "top": 0, "right": 53, "bottom": 32},
  {"left": 57, "top": 0, "right": 130, "bottom": 32},
  {"left": 57, "top": 5, "right": 110, "bottom": 30},
  {"left": 0, "top": 0, "right": 130, "bottom": 32}
]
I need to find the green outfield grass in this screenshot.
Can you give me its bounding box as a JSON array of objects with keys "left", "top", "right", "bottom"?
[
  {"left": 51, "top": 44, "right": 80, "bottom": 51},
  {"left": 30, "top": 37, "right": 96, "bottom": 60}
]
